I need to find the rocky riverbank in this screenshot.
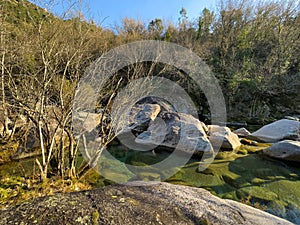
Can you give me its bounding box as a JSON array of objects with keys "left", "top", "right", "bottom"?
[{"left": 1, "top": 97, "right": 299, "bottom": 224}]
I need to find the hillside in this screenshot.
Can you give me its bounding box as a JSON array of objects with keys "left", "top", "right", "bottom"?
[{"left": 0, "top": 0, "right": 55, "bottom": 25}]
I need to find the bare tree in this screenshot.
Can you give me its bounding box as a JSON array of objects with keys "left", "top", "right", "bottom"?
[
  {"left": 3, "top": 1, "right": 97, "bottom": 181},
  {"left": 0, "top": 5, "right": 12, "bottom": 140}
]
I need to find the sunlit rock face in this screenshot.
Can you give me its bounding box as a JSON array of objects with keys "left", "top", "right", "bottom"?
[
  {"left": 119, "top": 96, "right": 213, "bottom": 155},
  {"left": 250, "top": 119, "right": 300, "bottom": 143}
]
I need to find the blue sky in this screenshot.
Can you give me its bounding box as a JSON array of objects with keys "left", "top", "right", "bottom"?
[
  {"left": 86, "top": 0, "right": 217, "bottom": 28},
  {"left": 31, "top": 0, "right": 217, "bottom": 29}
]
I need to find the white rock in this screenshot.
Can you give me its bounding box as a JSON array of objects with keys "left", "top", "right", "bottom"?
[{"left": 251, "top": 119, "right": 300, "bottom": 142}]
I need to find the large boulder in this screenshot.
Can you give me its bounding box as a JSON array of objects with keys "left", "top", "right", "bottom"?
[
  {"left": 118, "top": 98, "right": 213, "bottom": 154},
  {"left": 0, "top": 182, "right": 293, "bottom": 225},
  {"left": 250, "top": 119, "right": 300, "bottom": 143},
  {"left": 136, "top": 112, "right": 213, "bottom": 154},
  {"left": 263, "top": 140, "right": 300, "bottom": 162}
]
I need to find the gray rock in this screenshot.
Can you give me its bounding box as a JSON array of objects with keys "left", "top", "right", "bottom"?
[
  {"left": 136, "top": 112, "right": 213, "bottom": 154},
  {"left": 207, "top": 125, "right": 241, "bottom": 150},
  {"left": 0, "top": 182, "right": 293, "bottom": 225},
  {"left": 128, "top": 103, "right": 161, "bottom": 132},
  {"left": 233, "top": 127, "right": 251, "bottom": 137},
  {"left": 251, "top": 119, "right": 300, "bottom": 142},
  {"left": 263, "top": 140, "right": 300, "bottom": 162},
  {"left": 118, "top": 98, "right": 212, "bottom": 154},
  {"left": 18, "top": 127, "right": 40, "bottom": 151},
  {"left": 209, "top": 130, "right": 241, "bottom": 150}
]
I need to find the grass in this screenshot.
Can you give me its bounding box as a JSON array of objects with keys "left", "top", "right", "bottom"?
[{"left": 0, "top": 175, "right": 92, "bottom": 209}]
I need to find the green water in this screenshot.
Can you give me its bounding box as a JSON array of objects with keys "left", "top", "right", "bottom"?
[
  {"left": 1, "top": 144, "right": 300, "bottom": 223},
  {"left": 103, "top": 145, "right": 300, "bottom": 224}
]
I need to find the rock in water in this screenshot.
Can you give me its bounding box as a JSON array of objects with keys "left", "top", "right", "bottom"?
[
  {"left": 0, "top": 182, "right": 293, "bottom": 225},
  {"left": 136, "top": 112, "right": 213, "bottom": 154},
  {"left": 207, "top": 125, "right": 241, "bottom": 150},
  {"left": 209, "top": 130, "right": 241, "bottom": 150},
  {"left": 240, "top": 138, "right": 258, "bottom": 146},
  {"left": 250, "top": 119, "right": 300, "bottom": 143},
  {"left": 119, "top": 97, "right": 213, "bottom": 155},
  {"left": 263, "top": 140, "right": 300, "bottom": 162}
]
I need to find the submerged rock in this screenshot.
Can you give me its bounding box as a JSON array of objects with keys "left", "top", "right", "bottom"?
[
  {"left": 250, "top": 119, "right": 300, "bottom": 143},
  {"left": 0, "top": 182, "right": 293, "bottom": 225},
  {"left": 263, "top": 140, "right": 300, "bottom": 162}
]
